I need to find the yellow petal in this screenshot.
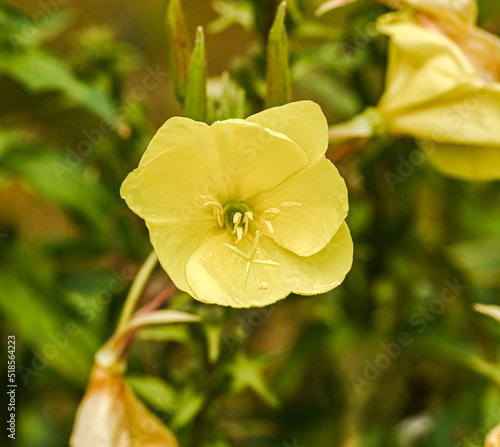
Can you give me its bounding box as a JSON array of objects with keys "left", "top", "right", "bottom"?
[
  {"left": 438, "top": 20, "right": 500, "bottom": 83},
  {"left": 120, "top": 146, "right": 217, "bottom": 224},
  {"left": 377, "top": 12, "right": 475, "bottom": 116},
  {"left": 404, "top": 0, "right": 477, "bottom": 26},
  {"left": 259, "top": 221, "right": 353, "bottom": 295},
  {"left": 185, "top": 223, "right": 353, "bottom": 307},
  {"left": 246, "top": 100, "right": 329, "bottom": 164},
  {"left": 70, "top": 366, "right": 177, "bottom": 447},
  {"left": 486, "top": 423, "right": 500, "bottom": 447},
  {"left": 250, "top": 158, "right": 349, "bottom": 257},
  {"left": 474, "top": 304, "right": 500, "bottom": 323},
  {"left": 138, "top": 117, "right": 217, "bottom": 170},
  {"left": 427, "top": 143, "right": 500, "bottom": 180},
  {"left": 186, "top": 232, "right": 290, "bottom": 308},
  {"left": 378, "top": 12, "right": 500, "bottom": 148},
  {"left": 209, "top": 119, "right": 309, "bottom": 201},
  {"left": 147, "top": 220, "right": 222, "bottom": 293}
]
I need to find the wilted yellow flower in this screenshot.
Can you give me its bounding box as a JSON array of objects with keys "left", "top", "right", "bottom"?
[
  {"left": 121, "top": 101, "right": 353, "bottom": 308},
  {"left": 376, "top": 11, "right": 500, "bottom": 180},
  {"left": 486, "top": 422, "right": 500, "bottom": 446},
  {"left": 70, "top": 308, "right": 199, "bottom": 447},
  {"left": 317, "top": 0, "right": 477, "bottom": 27},
  {"left": 70, "top": 365, "right": 177, "bottom": 447}
]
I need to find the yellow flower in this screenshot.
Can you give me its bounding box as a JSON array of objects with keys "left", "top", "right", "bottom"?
[
  {"left": 376, "top": 11, "right": 500, "bottom": 180},
  {"left": 120, "top": 101, "right": 353, "bottom": 308},
  {"left": 317, "top": 0, "right": 477, "bottom": 27},
  {"left": 486, "top": 422, "right": 500, "bottom": 446},
  {"left": 70, "top": 365, "right": 177, "bottom": 447}
]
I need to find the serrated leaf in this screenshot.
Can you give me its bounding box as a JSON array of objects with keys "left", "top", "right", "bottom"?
[
  {"left": 184, "top": 26, "right": 207, "bottom": 122},
  {"left": 266, "top": 1, "right": 291, "bottom": 108},
  {"left": 166, "top": 0, "right": 191, "bottom": 103}
]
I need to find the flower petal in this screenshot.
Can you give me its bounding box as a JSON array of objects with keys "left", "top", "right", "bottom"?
[
  {"left": 70, "top": 366, "right": 178, "bottom": 447},
  {"left": 378, "top": 12, "right": 500, "bottom": 148},
  {"left": 245, "top": 100, "right": 329, "bottom": 165},
  {"left": 426, "top": 143, "right": 500, "bottom": 180},
  {"left": 147, "top": 220, "right": 222, "bottom": 293},
  {"left": 486, "top": 422, "right": 500, "bottom": 447},
  {"left": 185, "top": 232, "right": 290, "bottom": 308},
  {"left": 209, "top": 119, "right": 309, "bottom": 201},
  {"left": 405, "top": 0, "right": 477, "bottom": 26},
  {"left": 377, "top": 12, "right": 475, "bottom": 115},
  {"left": 260, "top": 221, "right": 353, "bottom": 295},
  {"left": 138, "top": 117, "right": 218, "bottom": 170},
  {"left": 250, "top": 158, "right": 349, "bottom": 257},
  {"left": 120, "top": 146, "right": 219, "bottom": 224}
]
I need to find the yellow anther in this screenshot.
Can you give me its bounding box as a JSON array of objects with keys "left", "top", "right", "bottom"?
[
  {"left": 201, "top": 195, "right": 224, "bottom": 227},
  {"left": 260, "top": 201, "right": 302, "bottom": 235},
  {"left": 233, "top": 212, "right": 242, "bottom": 225}
]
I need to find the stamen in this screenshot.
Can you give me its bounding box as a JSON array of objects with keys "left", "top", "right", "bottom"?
[
  {"left": 201, "top": 195, "right": 224, "bottom": 227},
  {"left": 260, "top": 202, "right": 302, "bottom": 235},
  {"left": 225, "top": 230, "right": 280, "bottom": 288},
  {"left": 264, "top": 220, "right": 274, "bottom": 234},
  {"left": 233, "top": 212, "right": 242, "bottom": 225},
  {"left": 242, "top": 211, "right": 253, "bottom": 237}
]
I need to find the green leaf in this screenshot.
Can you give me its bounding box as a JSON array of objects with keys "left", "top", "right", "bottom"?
[
  {"left": 166, "top": 0, "right": 191, "bottom": 103},
  {"left": 227, "top": 352, "right": 280, "bottom": 408},
  {"left": 0, "top": 48, "right": 119, "bottom": 126},
  {"left": 128, "top": 374, "right": 178, "bottom": 413},
  {"left": 184, "top": 26, "right": 207, "bottom": 122},
  {"left": 266, "top": 1, "right": 291, "bottom": 108},
  {"left": 170, "top": 387, "right": 205, "bottom": 429},
  {"left": 0, "top": 267, "right": 92, "bottom": 386}
]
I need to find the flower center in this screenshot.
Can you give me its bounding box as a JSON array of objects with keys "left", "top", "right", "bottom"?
[{"left": 201, "top": 196, "right": 254, "bottom": 240}]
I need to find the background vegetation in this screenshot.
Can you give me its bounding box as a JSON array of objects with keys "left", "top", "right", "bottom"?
[{"left": 1, "top": 0, "right": 500, "bottom": 446}]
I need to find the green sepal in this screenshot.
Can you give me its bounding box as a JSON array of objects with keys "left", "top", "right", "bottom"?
[
  {"left": 266, "top": 1, "right": 291, "bottom": 109},
  {"left": 166, "top": 0, "right": 192, "bottom": 104},
  {"left": 184, "top": 26, "right": 207, "bottom": 122}
]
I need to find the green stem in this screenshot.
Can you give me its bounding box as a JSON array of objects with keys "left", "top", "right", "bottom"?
[{"left": 117, "top": 250, "right": 158, "bottom": 331}]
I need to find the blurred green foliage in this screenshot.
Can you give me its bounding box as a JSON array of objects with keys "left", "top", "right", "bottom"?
[{"left": 1, "top": 1, "right": 500, "bottom": 447}]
